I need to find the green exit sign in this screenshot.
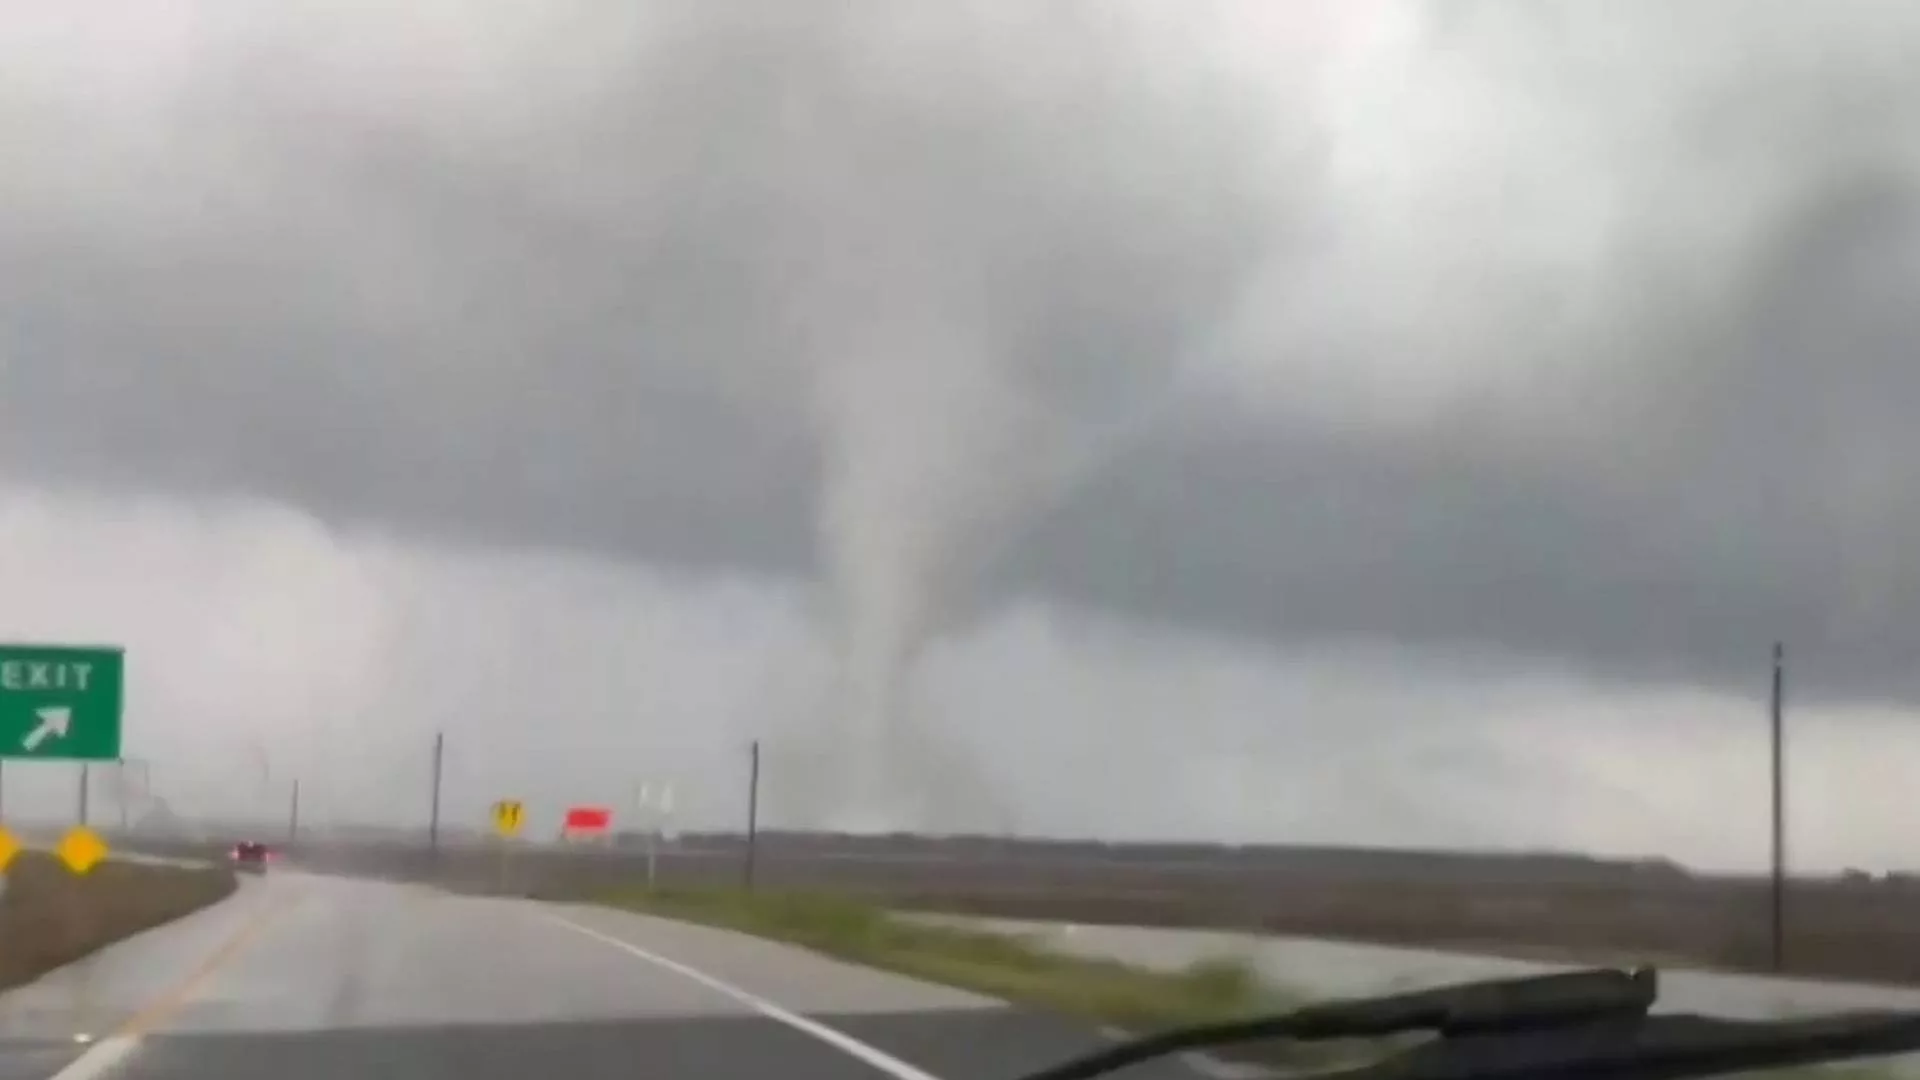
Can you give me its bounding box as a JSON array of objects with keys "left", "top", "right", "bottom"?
[{"left": 0, "top": 645, "right": 124, "bottom": 761}]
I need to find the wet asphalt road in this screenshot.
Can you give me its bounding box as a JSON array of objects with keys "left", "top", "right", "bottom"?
[{"left": 0, "top": 869, "right": 1224, "bottom": 1080}]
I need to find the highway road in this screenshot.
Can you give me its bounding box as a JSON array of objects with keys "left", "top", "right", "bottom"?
[{"left": 0, "top": 869, "right": 1227, "bottom": 1080}]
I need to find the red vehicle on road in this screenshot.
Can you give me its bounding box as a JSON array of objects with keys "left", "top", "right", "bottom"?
[{"left": 230, "top": 840, "right": 273, "bottom": 873}]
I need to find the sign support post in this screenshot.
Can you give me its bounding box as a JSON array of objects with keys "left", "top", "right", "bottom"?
[
  {"left": 744, "top": 740, "right": 760, "bottom": 892},
  {"left": 490, "top": 799, "right": 524, "bottom": 895}
]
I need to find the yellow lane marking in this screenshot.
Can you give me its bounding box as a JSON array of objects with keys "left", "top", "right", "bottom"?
[{"left": 115, "top": 895, "right": 301, "bottom": 1038}]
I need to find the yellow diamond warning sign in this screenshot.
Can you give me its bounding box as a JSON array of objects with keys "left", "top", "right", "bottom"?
[
  {"left": 0, "top": 826, "right": 19, "bottom": 873},
  {"left": 56, "top": 826, "right": 107, "bottom": 875},
  {"left": 491, "top": 799, "right": 524, "bottom": 838}
]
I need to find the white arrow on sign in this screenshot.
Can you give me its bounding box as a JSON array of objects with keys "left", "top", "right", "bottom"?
[{"left": 22, "top": 706, "right": 70, "bottom": 752}]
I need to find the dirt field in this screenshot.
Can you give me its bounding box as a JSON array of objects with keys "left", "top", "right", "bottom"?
[{"left": 0, "top": 853, "right": 236, "bottom": 992}]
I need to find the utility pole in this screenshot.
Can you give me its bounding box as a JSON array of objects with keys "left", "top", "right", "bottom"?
[
  {"left": 288, "top": 778, "right": 301, "bottom": 845},
  {"left": 744, "top": 740, "right": 760, "bottom": 892},
  {"left": 428, "top": 732, "right": 445, "bottom": 854},
  {"left": 1770, "top": 641, "right": 1787, "bottom": 973}
]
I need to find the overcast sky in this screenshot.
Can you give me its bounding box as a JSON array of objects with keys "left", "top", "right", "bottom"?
[{"left": 0, "top": 0, "right": 1917, "bottom": 871}]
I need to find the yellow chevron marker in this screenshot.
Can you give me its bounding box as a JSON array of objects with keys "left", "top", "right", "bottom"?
[{"left": 57, "top": 826, "right": 107, "bottom": 874}]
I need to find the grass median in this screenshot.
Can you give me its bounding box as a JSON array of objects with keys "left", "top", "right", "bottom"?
[
  {"left": 591, "top": 886, "right": 1381, "bottom": 1069},
  {"left": 587, "top": 887, "right": 1895, "bottom": 1079},
  {"left": 0, "top": 851, "right": 237, "bottom": 992}
]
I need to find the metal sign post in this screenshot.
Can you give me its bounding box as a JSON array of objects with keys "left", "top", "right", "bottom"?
[{"left": 636, "top": 782, "right": 676, "bottom": 891}]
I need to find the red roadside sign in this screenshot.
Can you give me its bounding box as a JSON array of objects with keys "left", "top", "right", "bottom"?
[{"left": 564, "top": 806, "right": 612, "bottom": 832}]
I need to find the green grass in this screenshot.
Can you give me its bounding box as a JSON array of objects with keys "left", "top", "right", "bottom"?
[
  {"left": 598, "top": 888, "right": 1290, "bottom": 1028},
  {"left": 592, "top": 886, "right": 1349, "bottom": 1067},
  {"left": 588, "top": 887, "right": 1900, "bottom": 1079}
]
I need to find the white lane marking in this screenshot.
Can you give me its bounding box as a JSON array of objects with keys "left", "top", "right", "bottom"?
[
  {"left": 46, "top": 1035, "right": 141, "bottom": 1080},
  {"left": 543, "top": 913, "right": 946, "bottom": 1080}
]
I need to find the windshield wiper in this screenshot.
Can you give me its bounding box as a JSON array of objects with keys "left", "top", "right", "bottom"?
[{"left": 1013, "top": 967, "right": 1920, "bottom": 1080}]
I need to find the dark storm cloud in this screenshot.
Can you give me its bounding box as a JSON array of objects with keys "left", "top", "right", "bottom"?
[
  {"left": 0, "top": 0, "right": 1271, "bottom": 568},
  {"left": 1011, "top": 158, "right": 1920, "bottom": 704},
  {"left": 1, "top": 2, "right": 1919, "bottom": 704},
  {"left": 0, "top": 4, "right": 833, "bottom": 569}
]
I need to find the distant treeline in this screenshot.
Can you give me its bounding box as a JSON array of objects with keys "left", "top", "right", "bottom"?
[{"left": 610, "top": 828, "right": 1698, "bottom": 886}]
